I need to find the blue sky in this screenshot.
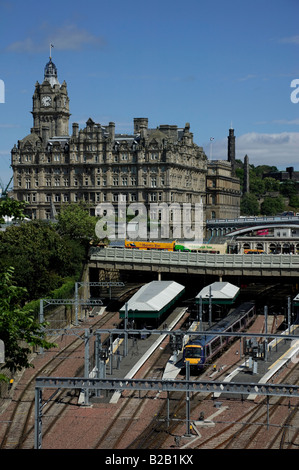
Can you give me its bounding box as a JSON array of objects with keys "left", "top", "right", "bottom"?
[{"left": 1, "top": 0, "right": 299, "bottom": 188}]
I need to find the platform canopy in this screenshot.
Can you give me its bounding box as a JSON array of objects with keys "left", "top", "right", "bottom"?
[
  {"left": 293, "top": 293, "right": 299, "bottom": 306},
  {"left": 195, "top": 281, "right": 240, "bottom": 304},
  {"left": 119, "top": 280, "right": 185, "bottom": 319}
]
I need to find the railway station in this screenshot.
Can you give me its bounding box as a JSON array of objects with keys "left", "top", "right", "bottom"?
[{"left": 76, "top": 280, "right": 299, "bottom": 409}]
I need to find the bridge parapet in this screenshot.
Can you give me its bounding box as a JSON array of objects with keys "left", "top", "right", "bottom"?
[{"left": 89, "top": 247, "right": 299, "bottom": 277}]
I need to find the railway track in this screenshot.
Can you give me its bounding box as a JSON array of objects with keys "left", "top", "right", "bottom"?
[
  {"left": 91, "top": 309, "right": 190, "bottom": 449},
  {"left": 1, "top": 282, "right": 297, "bottom": 450},
  {"left": 0, "top": 284, "right": 142, "bottom": 449},
  {"left": 0, "top": 310, "right": 120, "bottom": 449},
  {"left": 194, "top": 363, "right": 299, "bottom": 449}
]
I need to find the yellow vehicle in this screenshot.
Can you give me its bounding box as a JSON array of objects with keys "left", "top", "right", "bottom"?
[
  {"left": 124, "top": 240, "right": 176, "bottom": 251},
  {"left": 244, "top": 249, "right": 265, "bottom": 254}
]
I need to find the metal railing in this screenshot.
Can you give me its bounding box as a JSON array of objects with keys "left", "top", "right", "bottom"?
[{"left": 90, "top": 247, "right": 299, "bottom": 271}]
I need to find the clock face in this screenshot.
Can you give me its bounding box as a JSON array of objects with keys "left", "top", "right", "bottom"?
[{"left": 42, "top": 96, "right": 51, "bottom": 107}]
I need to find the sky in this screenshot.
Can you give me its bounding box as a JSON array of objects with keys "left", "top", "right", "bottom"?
[{"left": 0, "top": 0, "right": 299, "bottom": 188}]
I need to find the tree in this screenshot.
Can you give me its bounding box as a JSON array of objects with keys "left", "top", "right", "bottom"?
[
  {"left": 0, "top": 198, "right": 27, "bottom": 224},
  {"left": 0, "top": 268, "right": 54, "bottom": 382},
  {"left": 240, "top": 193, "right": 259, "bottom": 216},
  {"left": 261, "top": 196, "right": 284, "bottom": 216},
  {"left": 249, "top": 177, "right": 265, "bottom": 197},
  {"left": 263, "top": 177, "right": 280, "bottom": 192},
  {"left": 56, "top": 202, "right": 97, "bottom": 241},
  {"left": 0, "top": 221, "right": 85, "bottom": 299},
  {"left": 280, "top": 180, "right": 297, "bottom": 198}
]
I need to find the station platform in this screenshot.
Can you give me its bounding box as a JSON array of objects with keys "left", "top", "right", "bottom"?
[
  {"left": 213, "top": 324, "right": 299, "bottom": 400},
  {"left": 79, "top": 306, "right": 188, "bottom": 405},
  {"left": 160, "top": 323, "right": 299, "bottom": 401}
]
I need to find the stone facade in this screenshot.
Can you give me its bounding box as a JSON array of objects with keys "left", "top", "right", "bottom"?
[
  {"left": 11, "top": 58, "right": 240, "bottom": 230},
  {"left": 206, "top": 160, "right": 241, "bottom": 220}
]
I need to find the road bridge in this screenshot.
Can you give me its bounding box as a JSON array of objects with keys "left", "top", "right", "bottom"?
[
  {"left": 206, "top": 215, "right": 299, "bottom": 238},
  {"left": 89, "top": 247, "right": 299, "bottom": 278}
]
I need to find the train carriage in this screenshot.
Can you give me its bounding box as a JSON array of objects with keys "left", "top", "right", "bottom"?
[{"left": 183, "top": 302, "right": 256, "bottom": 369}]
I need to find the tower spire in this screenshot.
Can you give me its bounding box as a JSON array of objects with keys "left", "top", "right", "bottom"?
[
  {"left": 227, "top": 127, "right": 236, "bottom": 175},
  {"left": 49, "top": 43, "right": 54, "bottom": 59}
]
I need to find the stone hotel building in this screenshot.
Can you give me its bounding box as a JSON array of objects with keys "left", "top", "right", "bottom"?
[{"left": 11, "top": 57, "right": 241, "bottom": 231}]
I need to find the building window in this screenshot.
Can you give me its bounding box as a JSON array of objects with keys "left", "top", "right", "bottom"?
[
  {"left": 113, "top": 177, "right": 119, "bottom": 186},
  {"left": 25, "top": 178, "right": 31, "bottom": 189},
  {"left": 54, "top": 178, "right": 60, "bottom": 187},
  {"left": 121, "top": 153, "right": 128, "bottom": 161},
  {"left": 54, "top": 154, "right": 60, "bottom": 162},
  {"left": 85, "top": 177, "right": 89, "bottom": 186},
  {"left": 149, "top": 193, "right": 157, "bottom": 202},
  {"left": 74, "top": 178, "right": 78, "bottom": 186},
  {"left": 122, "top": 177, "right": 128, "bottom": 186},
  {"left": 32, "top": 193, "right": 36, "bottom": 202},
  {"left": 55, "top": 194, "right": 60, "bottom": 202},
  {"left": 151, "top": 177, "right": 157, "bottom": 188},
  {"left": 46, "top": 194, "right": 51, "bottom": 202},
  {"left": 131, "top": 177, "right": 137, "bottom": 186},
  {"left": 96, "top": 193, "right": 100, "bottom": 202},
  {"left": 64, "top": 178, "right": 69, "bottom": 186},
  {"left": 63, "top": 194, "right": 69, "bottom": 202},
  {"left": 97, "top": 178, "right": 101, "bottom": 186}
]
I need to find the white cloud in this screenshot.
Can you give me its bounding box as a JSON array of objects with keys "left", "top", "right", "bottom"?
[
  {"left": 280, "top": 35, "right": 299, "bottom": 45},
  {"left": 6, "top": 23, "right": 106, "bottom": 54},
  {"left": 206, "top": 132, "right": 299, "bottom": 169}
]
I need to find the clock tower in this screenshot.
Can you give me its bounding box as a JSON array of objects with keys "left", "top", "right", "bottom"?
[{"left": 32, "top": 56, "right": 70, "bottom": 142}]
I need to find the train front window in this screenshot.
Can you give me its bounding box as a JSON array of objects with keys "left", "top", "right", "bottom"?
[{"left": 185, "top": 347, "right": 202, "bottom": 358}]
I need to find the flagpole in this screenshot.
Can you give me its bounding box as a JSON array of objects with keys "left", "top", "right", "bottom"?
[{"left": 209, "top": 137, "right": 214, "bottom": 160}]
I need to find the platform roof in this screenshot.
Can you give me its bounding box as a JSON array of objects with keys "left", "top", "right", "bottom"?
[
  {"left": 120, "top": 280, "right": 185, "bottom": 313},
  {"left": 293, "top": 293, "right": 299, "bottom": 306},
  {"left": 195, "top": 281, "right": 240, "bottom": 304}
]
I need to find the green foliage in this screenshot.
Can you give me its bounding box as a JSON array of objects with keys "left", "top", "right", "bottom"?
[
  {"left": 0, "top": 221, "right": 85, "bottom": 300},
  {"left": 0, "top": 268, "right": 55, "bottom": 379},
  {"left": 0, "top": 198, "right": 28, "bottom": 224},
  {"left": 249, "top": 177, "right": 265, "bottom": 197},
  {"left": 56, "top": 202, "right": 97, "bottom": 241},
  {"left": 261, "top": 196, "right": 284, "bottom": 216},
  {"left": 237, "top": 162, "right": 299, "bottom": 215},
  {"left": 280, "top": 180, "right": 297, "bottom": 198},
  {"left": 289, "top": 194, "right": 299, "bottom": 209},
  {"left": 240, "top": 193, "right": 259, "bottom": 216},
  {"left": 263, "top": 177, "right": 280, "bottom": 192}
]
